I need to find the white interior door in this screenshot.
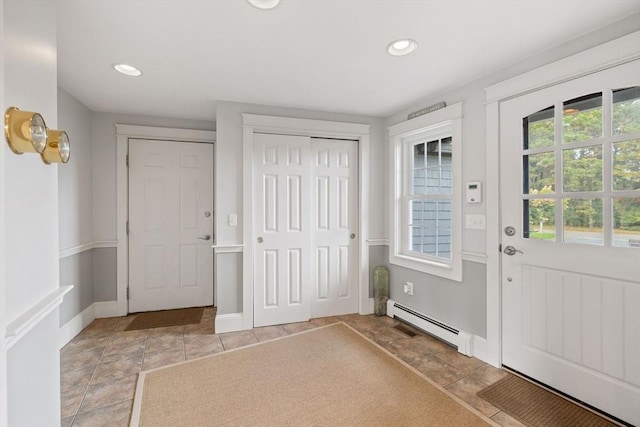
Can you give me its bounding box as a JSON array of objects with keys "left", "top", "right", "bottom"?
[
  {"left": 129, "top": 139, "right": 214, "bottom": 313},
  {"left": 500, "top": 60, "right": 640, "bottom": 425},
  {"left": 253, "top": 133, "right": 312, "bottom": 327},
  {"left": 310, "top": 138, "right": 359, "bottom": 318}
]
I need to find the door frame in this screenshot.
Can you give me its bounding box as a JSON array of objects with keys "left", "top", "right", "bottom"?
[
  {"left": 115, "top": 124, "right": 216, "bottom": 316},
  {"left": 483, "top": 32, "right": 640, "bottom": 367},
  {"left": 242, "top": 114, "right": 371, "bottom": 330}
]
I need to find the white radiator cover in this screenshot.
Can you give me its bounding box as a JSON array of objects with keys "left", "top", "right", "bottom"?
[{"left": 386, "top": 299, "right": 473, "bottom": 356}]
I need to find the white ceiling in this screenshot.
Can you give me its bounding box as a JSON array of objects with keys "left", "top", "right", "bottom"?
[{"left": 55, "top": 0, "right": 640, "bottom": 121}]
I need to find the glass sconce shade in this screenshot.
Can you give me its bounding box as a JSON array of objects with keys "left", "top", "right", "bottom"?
[{"left": 41, "top": 130, "right": 71, "bottom": 164}]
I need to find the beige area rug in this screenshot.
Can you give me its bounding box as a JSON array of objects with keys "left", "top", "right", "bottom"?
[
  {"left": 125, "top": 307, "right": 205, "bottom": 331},
  {"left": 131, "top": 322, "right": 496, "bottom": 427},
  {"left": 477, "top": 374, "right": 619, "bottom": 427}
]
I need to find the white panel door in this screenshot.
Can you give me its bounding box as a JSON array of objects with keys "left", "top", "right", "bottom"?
[
  {"left": 129, "top": 139, "right": 214, "bottom": 313},
  {"left": 310, "top": 138, "right": 359, "bottom": 318},
  {"left": 500, "top": 60, "right": 640, "bottom": 425},
  {"left": 253, "top": 133, "right": 311, "bottom": 327}
]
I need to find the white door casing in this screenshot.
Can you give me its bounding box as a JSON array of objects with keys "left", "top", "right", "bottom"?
[
  {"left": 310, "top": 138, "right": 359, "bottom": 318},
  {"left": 500, "top": 60, "right": 640, "bottom": 425},
  {"left": 128, "top": 139, "right": 214, "bottom": 312},
  {"left": 253, "top": 133, "right": 312, "bottom": 327}
]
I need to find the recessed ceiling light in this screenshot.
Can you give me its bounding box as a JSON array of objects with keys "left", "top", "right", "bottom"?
[
  {"left": 248, "top": 0, "right": 280, "bottom": 9},
  {"left": 387, "top": 39, "right": 417, "bottom": 56},
  {"left": 113, "top": 63, "right": 142, "bottom": 77}
]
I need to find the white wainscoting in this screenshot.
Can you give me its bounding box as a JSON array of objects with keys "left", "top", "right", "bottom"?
[
  {"left": 59, "top": 241, "right": 117, "bottom": 259},
  {"left": 6, "top": 286, "right": 73, "bottom": 350}
]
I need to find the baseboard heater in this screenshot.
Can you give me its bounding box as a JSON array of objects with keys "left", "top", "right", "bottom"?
[{"left": 386, "top": 299, "right": 473, "bottom": 356}]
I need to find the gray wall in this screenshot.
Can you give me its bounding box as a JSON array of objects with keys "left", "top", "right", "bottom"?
[
  {"left": 58, "top": 88, "right": 95, "bottom": 326},
  {"left": 93, "top": 248, "right": 117, "bottom": 302},
  {"left": 379, "top": 14, "right": 640, "bottom": 340}
]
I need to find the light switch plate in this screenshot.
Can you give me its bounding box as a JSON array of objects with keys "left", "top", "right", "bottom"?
[{"left": 465, "top": 214, "right": 486, "bottom": 230}]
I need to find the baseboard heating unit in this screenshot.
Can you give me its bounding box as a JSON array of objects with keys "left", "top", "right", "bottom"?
[{"left": 386, "top": 299, "right": 473, "bottom": 356}]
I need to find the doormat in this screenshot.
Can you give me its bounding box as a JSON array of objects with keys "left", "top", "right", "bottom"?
[
  {"left": 125, "top": 307, "right": 205, "bottom": 331},
  {"left": 477, "top": 374, "right": 618, "bottom": 427}
]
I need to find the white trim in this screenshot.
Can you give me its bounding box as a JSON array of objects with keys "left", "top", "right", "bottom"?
[
  {"left": 212, "top": 244, "right": 244, "bottom": 254},
  {"left": 388, "top": 102, "right": 464, "bottom": 282},
  {"left": 483, "top": 32, "right": 640, "bottom": 370},
  {"left": 472, "top": 336, "right": 489, "bottom": 363},
  {"left": 242, "top": 114, "right": 370, "bottom": 138},
  {"left": 59, "top": 303, "right": 95, "bottom": 349},
  {"left": 4, "top": 286, "right": 73, "bottom": 349},
  {"left": 485, "top": 32, "right": 640, "bottom": 103},
  {"left": 367, "top": 238, "right": 389, "bottom": 246},
  {"left": 94, "top": 301, "right": 119, "bottom": 318},
  {"left": 461, "top": 251, "right": 488, "bottom": 264},
  {"left": 115, "top": 124, "right": 216, "bottom": 143},
  {"left": 116, "top": 125, "right": 216, "bottom": 317},
  {"left": 242, "top": 114, "right": 371, "bottom": 330},
  {"left": 215, "top": 313, "right": 244, "bottom": 334},
  {"left": 58, "top": 240, "right": 118, "bottom": 259}
]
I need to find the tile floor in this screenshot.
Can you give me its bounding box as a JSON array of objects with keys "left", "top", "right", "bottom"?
[{"left": 60, "top": 309, "right": 526, "bottom": 426}]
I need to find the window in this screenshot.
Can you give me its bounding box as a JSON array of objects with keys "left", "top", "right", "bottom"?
[
  {"left": 523, "top": 87, "right": 640, "bottom": 247},
  {"left": 388, "top": 103, "right": 463, "bottom": 281}
]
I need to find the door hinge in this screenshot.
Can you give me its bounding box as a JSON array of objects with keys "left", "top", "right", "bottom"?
[
  {"left": 127, "top": 287, "right": 130, "bottom": 299},
  {"left": 126, "top": 154, "right": 129, "bottom": 167},
  {"left": 499, "top": 244, "right": 502, "bottom": 253},
  {"left": 126, "top": 221, "right": 130, "bottom": 235}
]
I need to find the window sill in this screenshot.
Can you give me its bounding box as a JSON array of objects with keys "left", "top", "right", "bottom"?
[{"left": 389, "top": 253, "right": 462, "bottom": 282}]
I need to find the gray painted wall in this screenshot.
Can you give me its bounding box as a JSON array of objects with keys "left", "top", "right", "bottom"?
[
  {"left": 215, "top": 252, "right": 242, "bottom": 314},
  {"left": 378, "top": 15, "right": 639, "bottom": 340},
  {"left": 59, "top": 251, "right": 94, "bottom": 326},
  {"left": 58, "top": 87, "right": 95, "bottom": 326},
  {"left": 93, "top": 248, "right": 117, "bottom": 302}
]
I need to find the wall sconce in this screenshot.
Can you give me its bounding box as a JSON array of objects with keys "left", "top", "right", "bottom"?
[
  {"left": 4, "top": 107, "right": 48, "bottom": 154},
  {"left": 41, "top": 130, "right": 70, "bottom": 164},
  {"left": 5, "top": 106, "right": 71, "bottom": 164}
]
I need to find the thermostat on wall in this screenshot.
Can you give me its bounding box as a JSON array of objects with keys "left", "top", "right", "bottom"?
[{"left": 466, "top": 181, "right": 482, "bottom": 203}]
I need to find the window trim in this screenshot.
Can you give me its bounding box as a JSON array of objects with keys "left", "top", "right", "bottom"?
[{"left": 388, "top": 102, "right": 463, "bottom": 281}]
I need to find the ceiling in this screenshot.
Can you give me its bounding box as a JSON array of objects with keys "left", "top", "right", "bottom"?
[{"left": 55, "top": 0, "right": 640, "bottom": 121}]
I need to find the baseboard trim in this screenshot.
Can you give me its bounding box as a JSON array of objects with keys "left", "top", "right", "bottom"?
[
  {"left": 59, "top": 304, "right": 96, "bottom": 349},
  {"left": 472, "top": 336, "right": 492, "bottom": 365},
  {"left": 94, "top": 301, "right": 119, "bottom": 318},
  {"left": 215, "top": 313, "right": 244, "bottom": 333}
]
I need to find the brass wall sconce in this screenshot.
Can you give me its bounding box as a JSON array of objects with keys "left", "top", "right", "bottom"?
[
  {"left": 4, "top": 107, "right": 48, "bottom": 154},
  {"left": 4, "top": 106, "right": 71, "bottom": 164},
  {"left": 41, "top": 130, "right": 71, "bottom": 164}
]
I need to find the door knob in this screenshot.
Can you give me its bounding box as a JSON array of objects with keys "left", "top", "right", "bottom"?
[
  {"left": 503, "top": 245, "right": 523, "bottom": 256},
  {"left": 257, "top": 236, "right": 263, "bottom": 243},
  {"left": 350, "top": 233, "right": 356, "bottom": 240},
  {"left": 198, "top": 234, "right": 211, "bottom": 241}
]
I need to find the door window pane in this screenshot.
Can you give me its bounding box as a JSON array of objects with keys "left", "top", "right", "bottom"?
[
  {"left": 613, "top": 87, "right": 640, "bottom": 136},
  {"left": 563, "top": 146, "right": 602, "bottom": 192},
  {"left": 612, "top": 139, "right": 640, "bottom": 191},
  {"left": 563, "top": 198, "right": 603, "bottom": 245},
  {"left": 525, "top": 152, "right": 555, "bottom": 194},
  {"left": 525, "top": 199, "right": 556, "bottom": 241},
  {"left": 524, "top": 106, "right": 554, "bottom": 149},
  {"left": 613, "top": 197, "right": 640, "bottom": 248},
  {"left": 563, "top": 93, "right": 602, "bottom": 143}
]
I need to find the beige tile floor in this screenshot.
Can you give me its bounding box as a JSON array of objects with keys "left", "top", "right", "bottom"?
[{"left": 60, "top": 308, "right": 526, "bottom": 426}]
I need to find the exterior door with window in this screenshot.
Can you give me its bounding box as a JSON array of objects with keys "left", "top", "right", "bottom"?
[{"left": 500, "top": 60, "right": 640, "bottom": 425}]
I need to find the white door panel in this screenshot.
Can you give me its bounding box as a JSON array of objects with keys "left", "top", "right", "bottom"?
[
  {"left": 129, "top": 139, "right": 214, "bottom": 312},
  {"left": 500, "top": 60, "right": 640, "bottom": 425},
  {"left": 253, "top": 134, "right": 359, "bottom": 326},
  {"left": 311, "top": 139, "right": 359, "bottom": 318},
  {"left": 254, "top": 133, "right": 311, "bottom": 327}
]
